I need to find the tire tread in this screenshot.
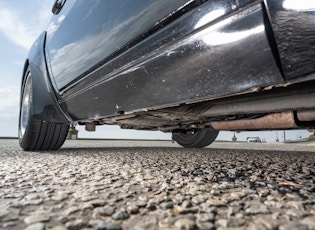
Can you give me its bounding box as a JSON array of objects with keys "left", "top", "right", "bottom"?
[{"left": 20, "top": 117, "right": 69, "bottom": 151}]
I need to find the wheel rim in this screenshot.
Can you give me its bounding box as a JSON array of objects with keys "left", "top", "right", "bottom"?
[{"left": 19, "top": 73, "right": 32, "bottom": 140}]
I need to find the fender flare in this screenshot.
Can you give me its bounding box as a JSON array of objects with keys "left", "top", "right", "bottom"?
[{"left": 21, "top": 32, "right": 70, "bottom": 124}]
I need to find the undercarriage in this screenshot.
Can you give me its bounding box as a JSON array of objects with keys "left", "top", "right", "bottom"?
[{"left": 80, "top": 80, "right": 315, "bottom": 133}]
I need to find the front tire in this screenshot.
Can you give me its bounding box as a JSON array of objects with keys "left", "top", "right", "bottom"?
[
  {"left": 172, "top": 128, "right": 219, "bottom": 148},
  {"left": 18, "top": 69, "right": 69, "bottom": 151}
]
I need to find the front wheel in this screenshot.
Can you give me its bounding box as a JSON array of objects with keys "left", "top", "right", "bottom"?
[
  {"left": 18, "top": 69, "right": 69, "bottom": 151},
  {"left": 172, "top": 128, "right": 219, "bottom": 148}
]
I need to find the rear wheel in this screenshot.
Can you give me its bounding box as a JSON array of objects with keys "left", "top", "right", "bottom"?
[
  {"left": 172, "top": 128, "right": 219, "bottom": 148},
  {"left": 18, "top": 69, "right": 69, "bottom": 151}
]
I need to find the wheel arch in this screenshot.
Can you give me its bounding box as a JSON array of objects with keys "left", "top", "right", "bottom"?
[{"left": 22, "top": 32, "right": 70, "bottom": 124}]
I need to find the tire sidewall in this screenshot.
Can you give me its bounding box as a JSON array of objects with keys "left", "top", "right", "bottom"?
[
  {"left": 172, "top": 129, "right": 219, "bottom": 148},
  {"left": 175, "top": 129, "right": 204, "bottom": 147}
]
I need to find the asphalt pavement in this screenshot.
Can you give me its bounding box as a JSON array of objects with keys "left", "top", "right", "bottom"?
[{"left": 0, "top": 139, "right": 314, "bottom": 230}]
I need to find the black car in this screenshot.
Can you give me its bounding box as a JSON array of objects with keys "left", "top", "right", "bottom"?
[{"left": 19, "top": 0, "right": 315, "bottom": 150}]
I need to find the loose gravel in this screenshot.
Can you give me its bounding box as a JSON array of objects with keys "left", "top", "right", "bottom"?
[{"left": 0, "top": 139, "right": 314, "bottom": 230}]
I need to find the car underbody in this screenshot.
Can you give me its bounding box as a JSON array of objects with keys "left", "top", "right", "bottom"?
[{"left": 80, "top": 79, "right": 315, "bottom": 133}]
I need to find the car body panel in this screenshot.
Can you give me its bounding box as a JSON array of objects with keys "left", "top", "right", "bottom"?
[
  {"left": 45, "top": 0, "right": 200, "bottom": 90},
  {"left": 264, "top": 0, "right": 315, "bottom": 81},
  {"left": 22, "top": 32, "right": 69, "bottom": 123},
  {"left": 58, "top": 1, "right": 284, "bottom": 121}
]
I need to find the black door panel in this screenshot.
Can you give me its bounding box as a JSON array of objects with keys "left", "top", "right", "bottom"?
[
  {"left": 60, "top": 2, "right": 284, "bottom": 121},
  {"left": 46, "top": 0, "right": 195, "bottom": 90}
]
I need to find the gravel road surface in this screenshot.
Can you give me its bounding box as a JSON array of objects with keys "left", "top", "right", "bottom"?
[{"left": 0, "top": 139, "right": 314, "bottom": 230}]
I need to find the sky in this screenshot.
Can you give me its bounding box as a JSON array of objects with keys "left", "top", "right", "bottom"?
[{"left": 0, "top": 0, "right": 311, "bottom": 142}]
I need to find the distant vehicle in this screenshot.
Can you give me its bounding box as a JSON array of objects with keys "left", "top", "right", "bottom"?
[
  {"left": 247, "top": 137, "right": 262, "bottom": 143},
  {"left": 19, "top": 0, "right": 315, "bottom": 150}
]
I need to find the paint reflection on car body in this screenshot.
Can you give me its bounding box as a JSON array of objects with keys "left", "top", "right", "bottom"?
[{"left": 46, "top": 0, "right": 198, "bottom": 90}]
